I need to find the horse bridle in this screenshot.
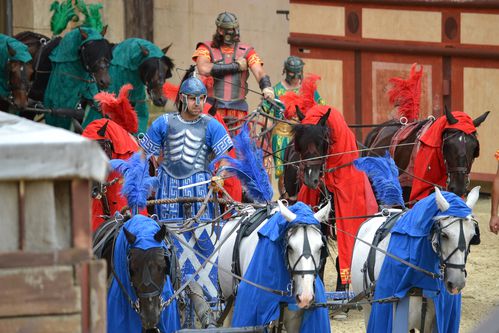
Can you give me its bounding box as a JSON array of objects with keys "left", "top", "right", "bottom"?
[
  {"left": 285, "top": 224, "right": 327, "bottom": 279},
  {"left": 79, "top": 40, "right": 111, "bottom": 77},
  {"left": 128, "top": 248, "right": 171, "bottom": 302},
  {"left": 110, "top": 238, "right": 172, "bottom": 316},
  {"left": 4, "top": 60, "right": 32, "bottom": 101},
  {"left": 143, "top": 57, "right": 167, "bottom": 96},
  {"left": 431, "top": 217, "right": 476, "bottom": 276},
  {"left": 442, "top": 131, "right": 478, "bottom": 189}
]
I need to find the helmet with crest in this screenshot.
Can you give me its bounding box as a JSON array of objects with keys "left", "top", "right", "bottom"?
[{"left": 215, "top": 12, "right": 240, "bottom": 45}]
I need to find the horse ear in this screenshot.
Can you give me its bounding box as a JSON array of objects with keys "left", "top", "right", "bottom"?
[
  {"left": 472, "top": 111, "right": 490, "bottom": 128},
  {"left": 6, "top": 43, "right": 16, "bottom": 57},
  {"left": 278, "top": 200, "right": 296, "bottom": 222},
  {"left": 295, "top": 105, "right": 305, "bottom": 121},
  {"left": 78, "top": 27, "right": 89, "bottom": 41},
  {"left": 434, "top": 187, "right": 450, "bottom": 212},
  {"left": 154, "top": 224, "right": 167, "bottom": 242},
  {"left": 314, "top": 201, "right": 331, "bottom": 222},
  {"left": 317, "top": 108, "right": 331, "bottom": 127},
  {"left": 97, "top": 120, "right": 109, "bottom": 137},
  {"left": 101, "top": 24, "right": 108, "bottom": 37},
  {"left": 123, "top": 227, "right": 136, "bottom": 245},
  {"left": 465, "top": 186, "right": 480, "bottom": 209},
  {"left": 162, "top": 43, "right": 173, "bottom": 54},
  {"left": 444, "top": 105, "right": 458, "bottom": 125},
  {"left": 140, "top": 44, "right": 149, "bottom": 57}
]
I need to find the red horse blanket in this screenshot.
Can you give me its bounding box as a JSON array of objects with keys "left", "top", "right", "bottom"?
[
  {"left": 297, "top": 105, "right": 377, "bottom": 283},
  {"left": 83, "top": 119, "right": 144, "bottom": 231},
  {"left": 410, "top": 111, "right": 476, "bottom": 202}
]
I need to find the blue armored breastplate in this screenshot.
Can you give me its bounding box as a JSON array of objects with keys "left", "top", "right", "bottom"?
[{"left": 162, "top": 113, "right": 210, "bottom": 178}]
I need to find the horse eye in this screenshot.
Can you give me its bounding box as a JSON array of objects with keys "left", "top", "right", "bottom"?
[{"left": 441, "top": 233, "right": 449, "bottom": 240}]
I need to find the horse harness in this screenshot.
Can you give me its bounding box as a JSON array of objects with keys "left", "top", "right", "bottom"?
[
  {"left": 432, "top": 217, "right": 476, "bottom": 277},
  {"left": 284, "top": 223, "right": 328, "bottom": 280},
  {"left": 231, "top": 207, "right": 274, "bottom": 292},
  {"left": 93, "top": 216, "right": 176, "bottom": 315},
  {"left": 362, "top": 210, "right": 406, "bottom": 292},
  {"left": 79, "top": 39, "right": 111, "bottom": 74},
  {"left": 442, "top": 130, "right": 479, "bottom": 190}
]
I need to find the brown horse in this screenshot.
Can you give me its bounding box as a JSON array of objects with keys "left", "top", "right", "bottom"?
[
  {"left": 363, "top": 108, "right": 489, "bottom": 201},
  {"left": 14, "top": 31, "right": 60, "bottom": 104},
  {"left": 0, "top": 40, "right": 34, "bottom": 112}
]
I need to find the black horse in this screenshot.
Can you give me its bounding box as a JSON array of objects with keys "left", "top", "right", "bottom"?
[
  {"left": 364, "top": 108, "right": 489, "bottom": 201},
  {"left": 93, "top": 217, "right": 179, "bottom": 332},
  {"left": 138, "top": 46, "right": 174, "bottom": 107}
]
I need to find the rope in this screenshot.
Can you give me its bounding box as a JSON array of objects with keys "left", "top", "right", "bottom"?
[
  {"left": 321, "top": 219, "right": 441, "bottom": 279},
  {"left": 164, "top": 223, "right": 293, "bottom": 298}
]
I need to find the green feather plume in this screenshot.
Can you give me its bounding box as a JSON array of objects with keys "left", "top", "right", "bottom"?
[
  {"left": 50, "top": 0, "right": 78, "bottom": 35},
  {"left": 75, "top": 0, "right": 104, "bottom": 32}
]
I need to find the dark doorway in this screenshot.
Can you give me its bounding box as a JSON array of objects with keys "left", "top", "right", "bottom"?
[{"left": 124, "top": 0, "right": 154, "bottom": 41}]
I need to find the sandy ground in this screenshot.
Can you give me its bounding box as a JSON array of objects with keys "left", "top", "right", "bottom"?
[{"left": 324, "top": 196, "right": 499, "bottom": 332}]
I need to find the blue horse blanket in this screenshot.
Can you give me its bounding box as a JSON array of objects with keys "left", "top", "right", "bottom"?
[
  {"left": 107, "top": 215, "right": 180, "bottom": 333},
  {"left": 232, "top": 202, "right": 331, "bottom": 333},
  {"left": 368, "top": 191, "right": 471, "bottom": 333}
]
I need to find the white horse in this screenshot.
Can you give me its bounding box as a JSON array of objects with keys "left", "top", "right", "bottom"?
[
  {"left": 350, "top": 187, "right": 480, "bottom": 331},
  {"left": 217, "top": 200, "right": 331, "bottom": 333}
]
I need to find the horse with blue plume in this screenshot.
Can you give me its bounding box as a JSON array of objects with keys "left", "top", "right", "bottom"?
[{"left": 99, "top": 152, "right": 180, "bottom": 333}]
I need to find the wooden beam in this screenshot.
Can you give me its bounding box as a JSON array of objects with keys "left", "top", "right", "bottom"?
[
  {"left": 71, "top": 179, "right": 91, "bottom": 250},
  {"left": 89, "top": 260, "right": 107, "bottom": 333},
  {"left": 291, "top": 0, "right": 499, "bottom": 9},
  {"left": 471, "top": 172, "right": 495, "bottom": 182},
  {"left": 0, "top": 314, "right": 81, "bottom": 333},
  {"left": 0, "top": 266, "right": 81, "bottom": 317},
  {"left": 289, "top": 35, "right": 499, "bottom": 59},
  {"left": 0, "top": 248, "right": 91, "bottom": 269}
]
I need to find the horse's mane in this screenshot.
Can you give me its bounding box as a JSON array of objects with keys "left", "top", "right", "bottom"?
[
  {"left": 14, "top": 31, "right": 50, "bottom": 45},
  {"left": 293, "top": 123, "right": 329, "bottom": 154}
]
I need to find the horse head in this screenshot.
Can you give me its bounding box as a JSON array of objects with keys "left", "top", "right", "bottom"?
[
  {"left": 278, "top": 200, "right": 330, "bottom": 309},
  {"left": 78, "top": 27, "right": 113, "bottom": 89},
  {"left": 139, "top": 44, "right": 174, "bottom": 107},
  {"left": 123, "top": 224, "right": 171, "bottom": 330},
  {"left": 442, "top": 109, "right": 489, "bottom": 197},
  {"left": 293, "top": 109, "right": 331, "bottom": 189},
  {"left": 431, "top": 186, "right": 479, "bottom": 294},
  {"left": 5, "top": 44, "right": 33, "bottom": 109}
]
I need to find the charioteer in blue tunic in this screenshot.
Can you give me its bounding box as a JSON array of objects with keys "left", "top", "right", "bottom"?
[{"left": 139, "top": 76, "right": 232, "bottom": 306}]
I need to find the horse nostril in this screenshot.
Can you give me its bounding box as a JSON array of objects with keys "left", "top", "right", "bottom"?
[
  {"left": 447, "top": 281, "right": 453, "bottom": 290},
  {"left": 296, "top": 295, "right": 301, "bottom": 304}
]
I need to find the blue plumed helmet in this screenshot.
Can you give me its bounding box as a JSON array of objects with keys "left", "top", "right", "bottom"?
[{"left": 179, "top": 76, "right": 207, "bottom": 106}]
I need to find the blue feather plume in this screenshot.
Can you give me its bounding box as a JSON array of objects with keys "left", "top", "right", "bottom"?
[
  {"left": 353, "top": 151, "right": 405, "bottom": 207},
  {"left": 209, "top": 124, "right": 273, "bottom": 202},
  {"left": 110, "top": 152, "right": 158, "bottom": 213}
]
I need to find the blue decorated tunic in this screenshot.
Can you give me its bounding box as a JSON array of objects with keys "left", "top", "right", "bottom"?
[{"left": 140, "top": 112, "right": 232, "bottom": 301}]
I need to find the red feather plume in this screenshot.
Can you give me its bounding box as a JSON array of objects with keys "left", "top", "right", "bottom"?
[
  {"left": 162, "top": 82, "right": 179, "bottom": 102},
  {"left": 94, "top": 84, "right": 138, "bottom": 134},
  {"left": 279, "top": 73, "right": 321, "bottom": 119},
  {"left": 388, "top": 63, "right": 423, "bottom": 122}
]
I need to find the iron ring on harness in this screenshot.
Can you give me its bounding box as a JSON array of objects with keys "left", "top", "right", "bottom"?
[
  {"left": 381, "top": 208, "right": 391, "bottom": 217},
  {"left": 399, "top": 116, "right": 408, "bottom": 125},
  {"left": 427, "top": 115, "right": 436, "bottom": 121},
  {"left": 39, "top": 38, "right": 47, "bottom": 45}
]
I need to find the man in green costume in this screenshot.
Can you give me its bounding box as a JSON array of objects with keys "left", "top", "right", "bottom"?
[
  {"left": 264, "top": 56, "right": 324, "bottom": 197},
  {"left": 83, "top": 38, "right": 173, "bottom": 134}
]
